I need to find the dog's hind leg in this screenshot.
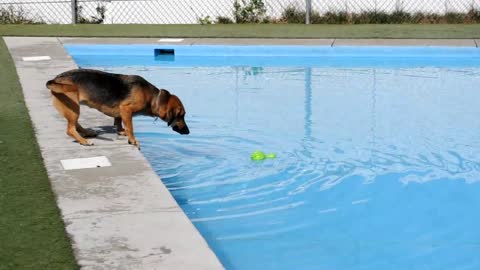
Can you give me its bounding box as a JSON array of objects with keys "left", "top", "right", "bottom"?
[
  {"left": 114, "top": 117, "right": 126, "bottom": 136},
  {"left": 51, "top": 91, "right": 93, "bottom": 146},
  {"left": 48, "top": 82, "right": 96, "bottom": 137}
]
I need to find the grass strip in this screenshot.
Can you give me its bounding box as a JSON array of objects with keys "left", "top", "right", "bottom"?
[{"left": 0, "top": 38, "right": 78, "bottom": 270}]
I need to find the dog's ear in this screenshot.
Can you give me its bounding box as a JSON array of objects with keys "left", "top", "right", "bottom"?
[
  {"left": 158, "top": 89, "right": 171, "bottom": 107},
  {"left": 167, "top": 109, "right": 175, "bottom": 126},
  {"left": 157, "top": 89, "right": 171, "bottom": 119}
]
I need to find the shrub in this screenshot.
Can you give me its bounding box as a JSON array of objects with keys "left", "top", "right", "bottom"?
[
  {"left": 321, "top": 11, "right": 350, "bottom": 24},
  {"left": 390, "top": 10, "right": 412, "bottom": 23},
  {"left": 216, "top": 16, "right": 234, "bottom": 24},
  {"left": 0, "top": 5, "right": 44, "bottom": 24},
  {"left": 309, "top": 11, "right": 323, "bottom": 23},
  {"left": 233, "top": 0, "right": 267, "bottom": 23},
  {"left": 444, "top": 12, "right": 466, "bottom": 23},
  {"left": 412, "top": 12, "right": 442, "bottom": 24},
  {"left": 281, "top": 6, "right": 305, "bottom": 23},
  {"left": 198, "top": 15, "right": 213, "bottom": 25},
  {"left": 77, "top": 5, "right": 106, "bottom": 24},
  {"left": 352, "top": 11, "right": 378, "bottom": 24},
  {"left": 278, "top": 5, "right": 480, "bottom": 24},
  {"left": 465, "top": 8, "right": 480, "bottom": 23}
]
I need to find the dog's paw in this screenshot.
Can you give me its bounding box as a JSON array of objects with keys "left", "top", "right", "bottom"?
[
  {"left": 128, "top": 139, "right": 140, "bottom": 150},
  {"left": 80, "top": 140, "right": 94, "bottom": 146},
  {"left": 117, "top": 130, "right": 127, "bottom": 136}
]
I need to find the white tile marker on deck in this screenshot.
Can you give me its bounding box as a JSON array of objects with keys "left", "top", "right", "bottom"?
[
  {"left": 158, "top": 38, "right": 184, "bottom": 42},
  {"left": 22, "top": 55, "right": 51, "bottom": 61},
  {"left": 61, "top": 156, "right": 112, "bottom": 170}
]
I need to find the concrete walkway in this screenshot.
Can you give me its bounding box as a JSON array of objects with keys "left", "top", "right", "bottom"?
[
  {"left": 4, "top": 37, "right": 479, "bottom": 270},
  {"left": 4, "top": 37, "right": 223, "bottom": 270},
  {"left": 58, "top": 37, "right": 480, "bottom": 47}
]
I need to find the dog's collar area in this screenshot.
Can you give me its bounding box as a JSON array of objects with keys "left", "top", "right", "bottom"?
[
  {"left": 152, "top": 89, "right": 171, "bottom": 122},
  {"left": 150, "top": 90, "right": 163, "bottom": 116}
]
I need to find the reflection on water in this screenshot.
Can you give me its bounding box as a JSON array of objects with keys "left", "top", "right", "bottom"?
[{"left": 96, "top": 65, "right": 480, "bottom": 270}]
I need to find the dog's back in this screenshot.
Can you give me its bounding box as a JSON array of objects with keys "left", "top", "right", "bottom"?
[{"left": 48, "top": 69, "right": 132, "bottom": 107}]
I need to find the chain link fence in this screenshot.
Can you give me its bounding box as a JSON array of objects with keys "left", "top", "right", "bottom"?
[{"left": 0, "top": 0, "right": 479, "bottom": 24}]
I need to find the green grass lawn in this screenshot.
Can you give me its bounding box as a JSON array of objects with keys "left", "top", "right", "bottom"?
[
  {"left": 0, "top": 24, "right": 479, "bottom": 38},
  {"left": 0, "top": 38, "right": 78, "bottom": 270},
  {"left": 0, "top": 23, "right": 478, "bottom": 270}
]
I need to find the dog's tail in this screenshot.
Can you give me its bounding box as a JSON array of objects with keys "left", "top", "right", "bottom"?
[{"left": 46, "top": 78, "right": 77, "bottom": 93}]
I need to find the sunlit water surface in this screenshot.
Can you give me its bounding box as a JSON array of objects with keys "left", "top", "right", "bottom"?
[{"left": 85, "top": 64, "right": 480, "bottom": 270}]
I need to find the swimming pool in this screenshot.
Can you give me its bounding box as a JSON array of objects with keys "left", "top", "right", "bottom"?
[{"left": 67, "top": 44, "right": 480, "bottom": 270}]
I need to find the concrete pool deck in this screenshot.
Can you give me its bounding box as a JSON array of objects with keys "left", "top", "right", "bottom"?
[
  {"left": 4, "top": 37, "right": 224, "bottom": 270},
  {"left": 4, "top": 37, "right": 479, "bottom": 269}
]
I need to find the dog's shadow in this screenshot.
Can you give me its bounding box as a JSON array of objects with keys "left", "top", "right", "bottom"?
[{"left": 90, "top": 125, "right": 121, "bottom": 141}]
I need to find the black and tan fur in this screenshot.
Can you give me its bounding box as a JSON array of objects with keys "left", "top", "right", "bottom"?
[{"left": 46, "top": 69, "right": 189, "bottom": 149}]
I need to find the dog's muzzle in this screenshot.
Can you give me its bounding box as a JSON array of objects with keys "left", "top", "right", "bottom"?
[{"left": 173, "top": 125, "right": 190, "bottom": 135}]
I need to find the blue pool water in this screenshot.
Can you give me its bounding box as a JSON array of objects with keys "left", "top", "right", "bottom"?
[{"left": 67, "top": 45, "right": 480, "bottom": 270}]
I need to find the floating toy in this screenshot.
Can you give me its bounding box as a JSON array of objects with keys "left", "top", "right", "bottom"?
[
  {"left": 265, "top": 153, "right": 276, "bottom": 159},
  {"left": 251, "top": 151, "right": 276, "bottom": 161},
  {"left": 251, "top": 150, "right": 266, "bottom": 161}
]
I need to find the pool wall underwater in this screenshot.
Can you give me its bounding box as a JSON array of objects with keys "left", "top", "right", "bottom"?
[{"left": 65, "top": 44, "right": 480, "bottom": 68}]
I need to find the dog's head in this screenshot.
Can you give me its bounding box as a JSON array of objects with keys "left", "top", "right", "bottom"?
[{"left": 156, "top": 89, "right": 190, "bottom": 135}]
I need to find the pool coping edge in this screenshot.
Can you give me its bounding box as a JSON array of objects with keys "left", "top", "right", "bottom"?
[{"left": 57, "top": 37, "right": 480, "bottom": 47}]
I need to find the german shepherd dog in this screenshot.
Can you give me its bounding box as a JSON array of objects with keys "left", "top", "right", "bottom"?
[{"left": 46, "top": 69, "right": 189, "bottom": 149}]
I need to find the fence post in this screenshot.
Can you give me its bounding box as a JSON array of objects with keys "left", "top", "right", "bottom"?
[
  {"left": 71, "top": 0, "right": 78, "bottom": 24},
  {"left": 305, "top": 0, "right": 312, "bottom": 24}
]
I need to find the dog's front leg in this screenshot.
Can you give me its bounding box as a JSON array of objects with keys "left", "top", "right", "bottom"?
[
  {"left": 119, "top": 106, "right": 140, "bottom": 149},
  {"left": 114, "top": 117, "right": 126, "bottom": 136}
]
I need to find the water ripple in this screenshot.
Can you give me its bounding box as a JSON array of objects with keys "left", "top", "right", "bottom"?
[
  {"left": 190, "top": 201, "right": 305, "bottom": 222},
  {"left": 119, "top": 65, "right": 480, "bottom": 270}
]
